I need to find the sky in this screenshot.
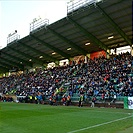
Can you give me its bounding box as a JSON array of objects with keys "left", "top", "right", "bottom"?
[{"left": 0, "top": 0, "right": 70, "bottom": 49}]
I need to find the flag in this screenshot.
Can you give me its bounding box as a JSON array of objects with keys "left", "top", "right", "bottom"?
[{"left": 124, "top": 97, "right": 133, "bottom": 109}]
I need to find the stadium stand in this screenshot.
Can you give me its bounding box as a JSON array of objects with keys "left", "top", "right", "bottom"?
[
  {"left": 0, "top": 0, "right": 132, "bottom": 108},
  {"left": 0, "top": 52, "right": 133, "bottom": 108}
]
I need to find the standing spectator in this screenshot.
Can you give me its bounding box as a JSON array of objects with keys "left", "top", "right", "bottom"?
[
  {"left": 78, "top": 95, "right": 83, "bottom": 107},
  {"left": 61, "top": 95, "right": 67, "bottom": 106},
  {"left": 66, "top": 95, "right": 71, "bottom": 106},
  {"left": 91, "top": 96, "right": 96, "bottom": 108}
]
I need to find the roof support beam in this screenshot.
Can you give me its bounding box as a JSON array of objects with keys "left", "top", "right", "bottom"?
[
  {"left": 0, "top": 66, "right": 9, "bottom": 72},
  {"left": 96, "top": 4, "right": 132, "bottom": 46},
  {"left": 1, "top": 51, "right": 33, "bottom": 67},
  {"left": 18, "top": 41, "right": 57, "bottom": 62},
  {"left": 47, "top": 27, "right": 88, "bottom": 55},
  {"left": 8, "top": 46, "right": 44, "bottom": 66},
  {"left": 0, "top": 60, "right": 13, "bottom": 69},
  {"left": 67, "top": 17, "right": 108, "bottom": 51},
  {"left": 0, "top": 56, "right": 24, "bottom": 70},
  {"left": 30, "top": 34, "right": 71, "bottom": 59}
]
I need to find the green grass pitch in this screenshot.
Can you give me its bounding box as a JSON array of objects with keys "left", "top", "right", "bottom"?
[{"left": 0, "top": 102, "right": 133, "bottom": 133}]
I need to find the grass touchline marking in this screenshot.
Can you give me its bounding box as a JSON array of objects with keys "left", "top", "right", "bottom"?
[
  {"left": 67, "top": 116, "right": 132, "bottom": 133},
  {"left": 87, "top": 109, "right": 131, "bottom": 115}
]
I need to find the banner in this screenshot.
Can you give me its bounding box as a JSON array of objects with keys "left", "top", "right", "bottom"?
[
  {"left": 124, "top": 97, "right": 133, "bottom": 109},
  {"left": 90, "top": 50, "right": 106, "bottom": 60},
  {"left": 73, "top": 55, "right": 85, "bottom": 64}
]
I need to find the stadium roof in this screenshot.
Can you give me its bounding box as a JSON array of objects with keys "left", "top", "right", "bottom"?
[{"left": 0, "top": 0, "right": 132, "bottom": 73}]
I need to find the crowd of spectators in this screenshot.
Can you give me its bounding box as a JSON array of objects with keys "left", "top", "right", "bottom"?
[
  {"left": 0, "top": 96, "right": 13, "bottom": 102},
  {"left": 0, "top": 52, "right": 133, "bottom": 105}
]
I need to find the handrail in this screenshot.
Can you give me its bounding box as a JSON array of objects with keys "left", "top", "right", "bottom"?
[{"left": 67, "top": 0, "right": 103, "bottom": 15}]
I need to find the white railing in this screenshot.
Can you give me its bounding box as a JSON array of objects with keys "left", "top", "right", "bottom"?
[
  {"left": 7, "top": 32, "right": 20, "bottom": 45},
  {"left": 30, "top": 18, "right": 49, "bottom": 33},
  {"left": 67, "top": 0, "right": 103, "bottom": 14}
]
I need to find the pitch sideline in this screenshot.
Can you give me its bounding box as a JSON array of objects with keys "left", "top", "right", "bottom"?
[{"left": 67, "top": 115, "right": 132, "bottom": 133}]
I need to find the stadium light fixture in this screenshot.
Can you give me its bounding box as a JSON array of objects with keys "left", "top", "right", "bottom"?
[
  {"left": 108, "top": 36, "right": 114, "bottom": 39},
  {"left": 67, "top": 48, "right": 71, "bottom": 51},
  {"left": 39, "top": 56, "right": 43, "bottom": 59},
  {"left": 85, "top": 42, "right": 90, "bottom": 46},
  {"left": 97, "top": 0, "right": 102, "bottom": 2},
  {"left": 52, "top": 52, "right": 56, "bottom": 55}
]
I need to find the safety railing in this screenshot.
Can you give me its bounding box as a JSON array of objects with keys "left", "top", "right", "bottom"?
[
  {"left": 30, "top": 18, "right": 49, "bottom": 33},
  {"left": 67, "top": 0, "right": 103, "bottom": 15}
]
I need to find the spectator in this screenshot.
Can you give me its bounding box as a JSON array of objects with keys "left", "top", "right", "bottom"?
[
  {"left": 91, "top": 96, "right": 96, "bottom": 108},
  {"left": 78, "top": 95, "right": 84, "bottom": 107}
]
